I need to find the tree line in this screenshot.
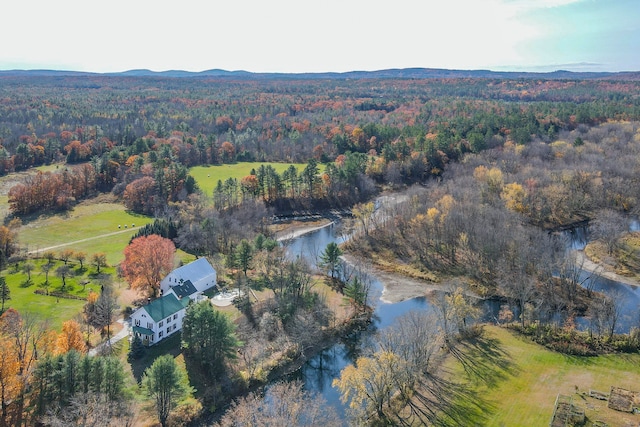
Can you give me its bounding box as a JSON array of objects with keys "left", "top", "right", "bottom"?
[
  {"left": 349, "top": 121, "right": 640, "bottom": 342},
  {"left": 3, "top": 75, "right": 640, "bottom": 217}
]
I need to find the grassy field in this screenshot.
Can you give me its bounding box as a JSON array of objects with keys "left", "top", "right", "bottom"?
[
  {"left": 442, "top": 325, "right": 640, "bottom": 426},
  {"left": 190, "top": 162, "right": 313, "bottom": 198},
  {"left": 18, "top": 202, "right": 154, "bottom": 265},
  {"left": 0, "top": 258, "right": 108, "bottom": 330}
]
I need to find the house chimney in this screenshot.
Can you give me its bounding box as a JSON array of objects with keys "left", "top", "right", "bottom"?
[{"left": 147, "top": 297, "right": 151, "bottom": 305}]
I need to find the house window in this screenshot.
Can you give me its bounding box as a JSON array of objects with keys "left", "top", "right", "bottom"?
[
  {"left": 167, "top": 327, "right": 171, "bottom": 334},
  {"left": 167, "top": 317, "right": 172, "bottom": 323},
  {"left": 173, "top": 314, "right": 178, "bottom": 320},
  {"left": 173, "top": 324, "right": 177, "bottom": 331},
  {"left": 159, "top": 321, "right": 163, "bottom": 327},
  {"left": 135, "top": 319, "right": 140, "bottom": 326},
  {"left": 147, "top": 322, "right": 153, "bottom": 329},
  {"left": 158, "top": 331, "right": 163, "bottom": 338}
]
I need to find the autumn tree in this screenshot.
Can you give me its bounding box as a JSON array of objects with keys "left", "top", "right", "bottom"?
[
  {"left": 335, "top": 311, "right": 445, "bottom": 426},
  {"left": 58, "top": 249, "right": 75, "bottom": 265},
  {"left": 0, "top": 309, "right": 56, "bottom": 426},
  {"left": 219, "top": 141, "right": 235, "bottom": 163},
  {"left": 352, "top": 201, "right": 375, "bottom": 237},
  {"left": 43, "top": 251, "right": 55, "bottom": 265},
  {"left": 56, "top": 320, "right": 86, "bottom": 354},
  {"left": 0, "top": 335, "right": 19, "bottom": 426},
  {"left": 123, "top": 176, "right": 158, "bottom": 215},
  {"left": 333, "top": 350, "right": 404, "bottom": 424},
  {"left": 91, "top": 253, "right": 108, "bottom": 274},
  {"left": 0, "top": 225, "right": 18, "bottom": 269},
  {"left": 40, "top": 392, "right": 135, "bottom": 427},
  {"left": 121, "top": 235, "right": 175, "bottom": 298},
  {"left": 74, "top": 251, "right": 87, "bottom": 270}
]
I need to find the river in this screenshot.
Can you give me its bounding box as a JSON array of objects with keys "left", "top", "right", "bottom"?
[{"left": 281, "top": 219, "right": 640, "bottom": 419}]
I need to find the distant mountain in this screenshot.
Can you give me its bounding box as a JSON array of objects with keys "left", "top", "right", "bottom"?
[{"left": 1, "top": 67, "right": 638, "bottom": 80}]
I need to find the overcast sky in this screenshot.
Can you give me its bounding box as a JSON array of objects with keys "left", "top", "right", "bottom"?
[{"left": 1, "top": 0, "right": 638, "bottom": 73}]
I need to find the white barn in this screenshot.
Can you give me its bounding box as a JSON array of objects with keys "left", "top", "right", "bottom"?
[{"left": 160, "top": 257, "right": 217, "bottom": 295}]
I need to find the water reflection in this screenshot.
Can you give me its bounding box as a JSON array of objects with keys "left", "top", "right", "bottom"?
[{"left": 281, "top": 218, "right": 640, "bottom": 417}]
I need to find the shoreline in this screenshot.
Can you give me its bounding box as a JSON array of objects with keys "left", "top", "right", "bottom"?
[
  {"left": 573, "top": 250, "right": 639, "bottom": 288},
  {"left": 342, "top": 253, "right": 442, "bottom": 304},
  {"left": 274, "top": 219, "right": 335, "bottom": 242}
]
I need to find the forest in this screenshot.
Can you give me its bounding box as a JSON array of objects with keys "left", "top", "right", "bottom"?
[{"left": 1, "top": 72, "right": 640, "bottom": 426}]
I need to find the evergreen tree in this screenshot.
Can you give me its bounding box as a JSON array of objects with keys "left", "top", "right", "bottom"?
[
  {"left": 320, "top": 242, "right": 343, "bottom": 280},
  {"left": 0, "top": 277, "right": 10, "bottom": 313},
  {"left": 143, "top": 355, "right": 188, "bottom": 427},
  {"left": 181, "top": 301, "right": 240, "bottom": 378}
]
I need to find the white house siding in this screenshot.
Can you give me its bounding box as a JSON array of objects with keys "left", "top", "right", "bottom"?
[{"left": 130, "top": 293, "right": 189, "bottom": 346}]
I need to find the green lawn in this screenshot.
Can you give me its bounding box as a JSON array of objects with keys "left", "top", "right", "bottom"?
[
  {"left": 190, "top": 162, "right": 313, "bottom": 198},
  {"left": 442, "top": 325, "right": 640, "bottom": 426},
  {"left": 19, "top": 203, "right": 153, "bottom": 265},
  {"left": 1, "top": 259, "right": 108, "bottom": 330}
]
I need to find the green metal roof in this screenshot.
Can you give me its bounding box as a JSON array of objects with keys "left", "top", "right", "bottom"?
[
  {"left": 143, "top": 293, "right": 188, "bottom": 322},
  {"left": 132, "top": 325, "right": 154, "bottom": 336}
]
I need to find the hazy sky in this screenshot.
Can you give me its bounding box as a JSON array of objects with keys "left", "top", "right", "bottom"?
[{"left": 1, "top": 0, "right": 638, "bottom": 73}]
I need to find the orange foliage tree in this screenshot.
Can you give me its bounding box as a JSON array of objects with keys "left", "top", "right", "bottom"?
[
  {"left": 55, "top": 320, "right": 86, "bottom": 355},
  {"left": 0, "top": 334, "right": 20, "bottom": 424},
  {"left": 0, "top": 309, "right": 56, "bottom": 426},
  {"left": 121, "top": 235, "right": 175, "bottom": 298}
]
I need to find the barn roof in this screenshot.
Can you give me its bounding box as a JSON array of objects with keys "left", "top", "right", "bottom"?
[{"left": 169, "top": 258, "right": 216, "bottom": 282}]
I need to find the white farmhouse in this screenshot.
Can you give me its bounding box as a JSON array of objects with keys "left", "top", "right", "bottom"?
[
  {"left": 130, "top": 293, "right": 189, "bottom": 346},
  {"left": 130, "top": 258, "right": 217, "bottom": 346}
]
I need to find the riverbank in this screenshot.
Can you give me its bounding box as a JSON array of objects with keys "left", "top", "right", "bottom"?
[
  {"left": 272, "top": 216, "right": 472, "bottom": 304},
  {"left": 342, "top": 254, "right": 444, "bottom": 303},
  {"left": 574, "top": 249, "right": 640, "bottom": 288},
  {"left": 272, "top": 218, "right": 335, "bottom": 242}
]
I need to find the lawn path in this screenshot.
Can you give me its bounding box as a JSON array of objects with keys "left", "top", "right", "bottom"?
[{"left": 27, "top": 226, "right": 143, "bottom": 255}]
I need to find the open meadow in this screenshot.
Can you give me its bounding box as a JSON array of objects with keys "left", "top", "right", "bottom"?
[
  {"left": 190, "top": 162, "right": 315, "bottom": 198},
  {"left": 18, "top": 202, "right": 154, "bottom": 265},
  {"left": 444, "top": 325, "right": 640, "bottom": 427}
]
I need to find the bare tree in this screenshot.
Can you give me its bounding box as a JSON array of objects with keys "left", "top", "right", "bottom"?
[
  {"left": 55, "top": 265, "right": 71, "bottom": 292},
  {"left": 41, "top": 392, "right": 136, "bottom": 427},
  {"left": 216, "top": 381, "right": 341, "bottom": 427},
  {"left": 590, "top": 209, "right": 629, "bottom": 256},
  {"left": 22, "top": 262, "right": 35, "bottom": 283},
  {"left": 92, "top": 285, "right": 119, "bottom": 343}
]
